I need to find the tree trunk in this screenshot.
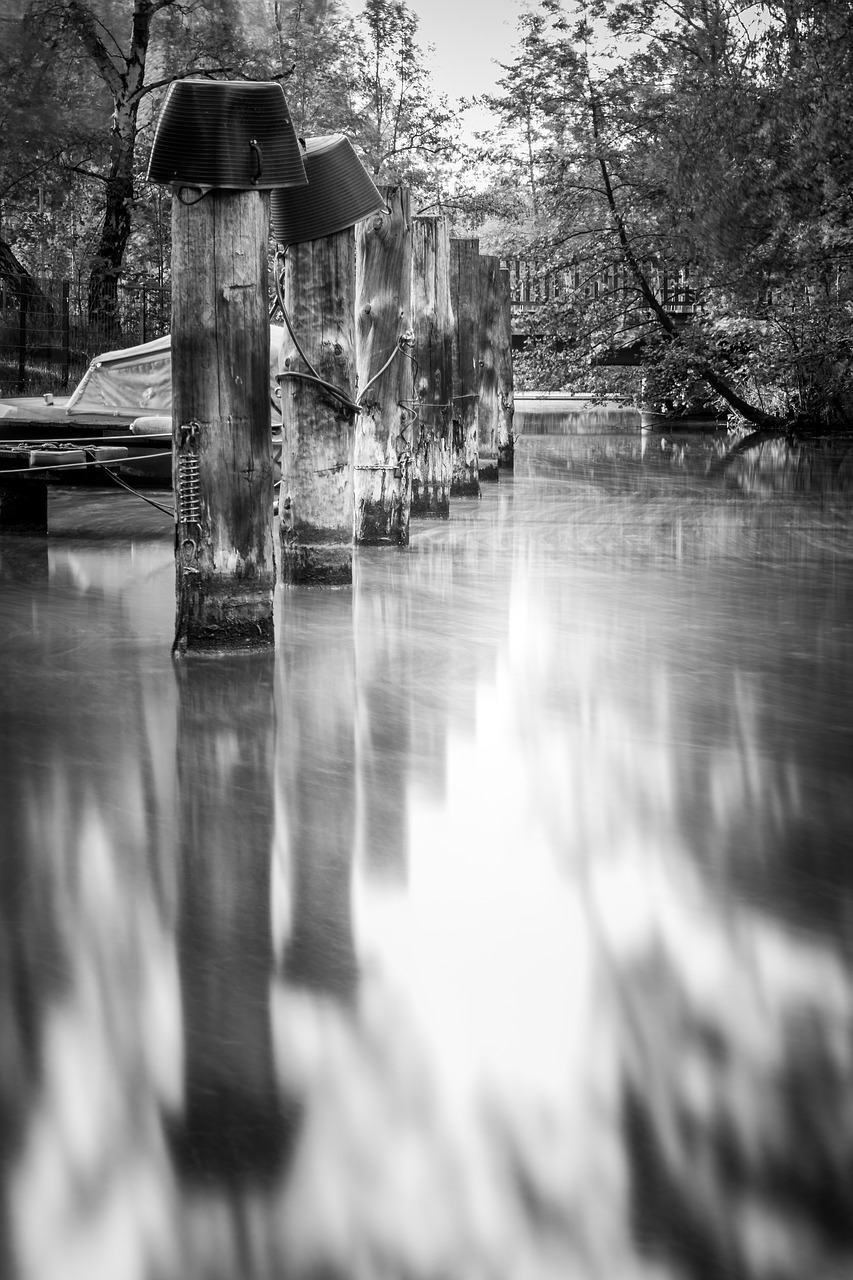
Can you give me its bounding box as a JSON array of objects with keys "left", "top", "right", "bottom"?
[
  {"left": 587, "top": 74, "right": 785, "bottom": 432},
  {"left": 64, "top": 0, "right": 155, "bottom": 337}
]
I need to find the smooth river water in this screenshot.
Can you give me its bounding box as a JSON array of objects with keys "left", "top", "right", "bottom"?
[{"left": 1, "top": 423, "right": 853, "bottom": 1280}]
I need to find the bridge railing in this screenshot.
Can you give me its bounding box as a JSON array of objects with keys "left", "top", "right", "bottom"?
[{"left": 502, "top": 257, "right": 697, "bottom": 316}]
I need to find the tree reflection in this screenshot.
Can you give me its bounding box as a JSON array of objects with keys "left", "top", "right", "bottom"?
[{"left": 620, "top": 918, "right": 853, "bottom": 1280}]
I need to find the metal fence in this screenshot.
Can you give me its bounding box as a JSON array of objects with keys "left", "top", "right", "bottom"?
[{"left": 0, "top": 276, "right": 170, "bottom": 395}]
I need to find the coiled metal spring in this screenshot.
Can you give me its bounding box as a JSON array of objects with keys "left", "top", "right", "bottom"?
[{"left": 178, "top": 451, "right": 201, "bottom": 525}]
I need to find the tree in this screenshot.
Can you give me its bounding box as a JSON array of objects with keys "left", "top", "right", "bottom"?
[
  {"left": 480, "top": 0, "right": 853, "bottom": 431},
  {"left": 0, "top": 0, "right": 461, "bottom": 339},
  {"left": 352, "top": 0, "right": 458, "bottom": 191},
  {"left": 270, "top": 0, "right": 359, "bottom": 136},
  {"left": 3, "top": 0, "right": 274, "bottom": 333}
]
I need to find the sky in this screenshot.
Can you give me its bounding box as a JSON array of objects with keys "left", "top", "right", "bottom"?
[{"left": 405, "top": 0, "right": 521, "bottom": 104}]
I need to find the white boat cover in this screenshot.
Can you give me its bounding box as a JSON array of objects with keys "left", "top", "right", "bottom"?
[{"left": 64, "top": 325, "right": 286, "bottom": 419}]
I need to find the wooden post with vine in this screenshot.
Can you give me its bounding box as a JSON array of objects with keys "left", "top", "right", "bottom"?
[
  {"left": 277, "top": 229, "right": 358, "bottom": 586},
  {"left": 354, "top": 185, "right": 414, "bottom": 545},
  {"left": 497, "top": 267, "right": 515, "bottom": 471},
  {"left": 477, "top": 253, "right": 501, "bottom": 483},
  {"left": 409, "top": 215, "right": 454, "bottom": 518},
  {"left": 450, "top": 237, "right": 480, "bottom": 497},
  {"left": 171, "top": 188, "right": 276, "bottom": 656}
]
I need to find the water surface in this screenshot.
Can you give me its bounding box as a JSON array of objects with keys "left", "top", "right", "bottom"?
[{"left": 1, "top": 426, "right": 852, "bottom": 1280}]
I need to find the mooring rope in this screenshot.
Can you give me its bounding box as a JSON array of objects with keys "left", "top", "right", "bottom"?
[
  {"left": 0, "top": 449, "right": 175, "bottom": 518},
  {"left": 82, "top": 451, "right": 175, "bottom": 518}
]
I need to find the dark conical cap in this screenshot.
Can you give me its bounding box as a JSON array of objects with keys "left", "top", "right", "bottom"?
[
  {"left": 147, "top": 80, "right": 307, "bottom": 190},
  {"left": 270, "top": 134, "right": 385, "bottom": 244}
]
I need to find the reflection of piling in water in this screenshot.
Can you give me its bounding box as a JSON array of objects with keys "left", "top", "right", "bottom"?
[
  {"left": 354, "top": 587, "right": 412, "bottom": 884},
  {"left": 171, "top": 656, "right": 297, "bottom": 1184},
  {"left": 278, "top": 598, "right": 359, "bottom": 1000}
]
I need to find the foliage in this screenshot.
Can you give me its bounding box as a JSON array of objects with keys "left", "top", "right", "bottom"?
[
  {"left": 475, "top": 0, "right": 853, "bottom": 429},
  {"left": 0, "top": 0, "right": 457, "bottom": 327},
  {"left": 351, "top": 0, "right": 458, "bottom": 192}
]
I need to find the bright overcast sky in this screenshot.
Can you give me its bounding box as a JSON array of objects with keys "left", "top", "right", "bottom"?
[{"left": 407, "top": 0, "right": 521, "bottom": 102}]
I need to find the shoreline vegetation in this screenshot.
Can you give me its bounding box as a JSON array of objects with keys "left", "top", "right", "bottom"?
[{"left": 2, "top": 2, "right": 852, "bottom": 434}]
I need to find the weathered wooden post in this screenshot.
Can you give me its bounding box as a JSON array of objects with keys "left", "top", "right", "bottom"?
[
  {"left": 354, "top": 185, "right": 414, "bottom": 545},
  {"left": 147, "top": 79, "right": 307, "bottom": 655},
  {"left": 409, "top": 215, "right": 454, "bottom": 518},
  {"left": 170, "top": 189, "right": 277, "bottom": 653},
  {"left": 277, "top": 231, "right": 358, "bottom": 585},
  {"left": 450, "top": 237, "right": 480, "bottom": 497},
  {"left": 271, "top": 133, "right": 385, "bottom": 585},
  {"left": 497, "top": 267, "right": 516, "bottom": 471},
  {"left": 478, "top": 253, "right": 501, "bottom": 484}
]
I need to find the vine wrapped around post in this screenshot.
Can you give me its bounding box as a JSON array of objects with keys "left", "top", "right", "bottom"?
[
  {"left": 410, "top": 214, "right": 454, "bottom": 518},
  {"left": 355, "top": 185, "right": 414, "bottom": 546}
]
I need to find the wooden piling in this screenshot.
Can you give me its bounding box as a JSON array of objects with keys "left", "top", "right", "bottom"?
[
  {"left": 450, "top": 237, "right": 480, "bottom": 497},
  {"left": 278, "top": 228, "right": 357, "bottom": 585},
  {"left": 354, "top": 185, "right": 414, "bottom": 545},
  {"left": 497, "top": 267, "right": 516, "bottom": 471},
  {"left": 409, "top": 215, "right": 453, "bottom": 518},
  {"left": 478, "top": 253, "right": 501, "bottom": 484},
  {"left": 171, "top": 188, "right": 276, "bottom": 655}
]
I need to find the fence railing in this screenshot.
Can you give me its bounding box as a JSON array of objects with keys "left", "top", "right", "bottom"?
[
  {"left": 503, "top": 258, "right": 696, "bottom": 314},
  {"left": 0, "top": 276, "right": 170, "bottom": 395}
]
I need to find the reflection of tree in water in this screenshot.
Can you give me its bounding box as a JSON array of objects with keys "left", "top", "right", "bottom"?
[
  {"left": 619, "top": 911, "right": 853, "bottom": 1280},
  {"left": 493, "top": 561, "right": 853, "bottom": 1280},
  {"left": 724, "top": 438, "right": 853, "bottom": 497},
  {"left": 0, "top": 537, "right": 181, "bottom": 1278},
  {"left": 667, "top": 615, "right": 853, "bottom": 950}
]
